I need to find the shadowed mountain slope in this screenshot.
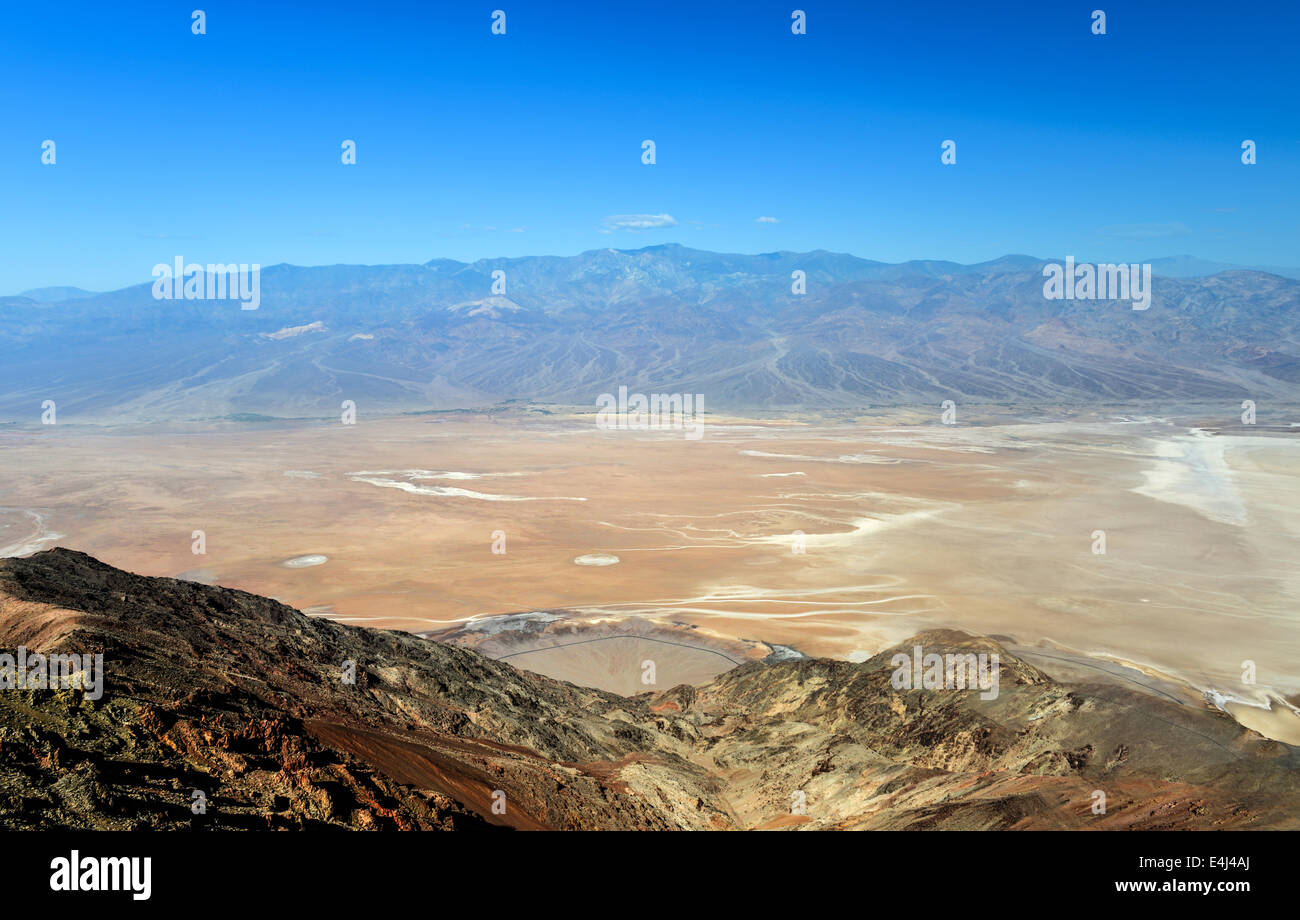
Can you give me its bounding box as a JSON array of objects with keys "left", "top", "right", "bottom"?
[
  {"left": 2, "top": 246, "right": 1297, "bottom": 419},
  {"left": 1, "top": 549, "right": 1297, "bottom": 829}
]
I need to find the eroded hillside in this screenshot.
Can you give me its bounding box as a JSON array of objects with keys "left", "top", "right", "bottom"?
[{"left": 1, "top": 549, "right": 1296, "bottom": 830}]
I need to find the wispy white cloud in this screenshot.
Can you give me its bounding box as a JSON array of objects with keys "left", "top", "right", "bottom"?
[
  {"left": 600, "top": 213, "right": 678, "bottom": 233},
  {"left": 755, "top": 216, "right": 779, "bottom": 223}
]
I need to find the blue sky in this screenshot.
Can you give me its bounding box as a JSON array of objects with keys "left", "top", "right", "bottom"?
[{"left": 2, "top": 0, "right": 1297, "bottom": 292}]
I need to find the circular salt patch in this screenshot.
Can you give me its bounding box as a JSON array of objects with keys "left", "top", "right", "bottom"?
[{"left": 282, "top": 555, "right": 328, "bottom": 568}]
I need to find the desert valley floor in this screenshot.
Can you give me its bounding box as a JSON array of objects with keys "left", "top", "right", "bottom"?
[{"left": 2, "top": 406, "right": 1298, "bottom": 744}]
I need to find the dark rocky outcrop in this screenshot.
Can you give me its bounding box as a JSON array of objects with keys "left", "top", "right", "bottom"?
[{"left": 2, "top": 549, "right": 1296, "bottom": 830}]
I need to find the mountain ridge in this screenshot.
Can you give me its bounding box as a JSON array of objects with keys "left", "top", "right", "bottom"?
[
  {"left": 2, "top": 548, "right": 1297, "bottom": 830},
  {"left": 10, "top": 247, "right": 1300, "bottom": 305},
  {"left": 1, "top": 246, "right": 1297, "bottom": 420}
]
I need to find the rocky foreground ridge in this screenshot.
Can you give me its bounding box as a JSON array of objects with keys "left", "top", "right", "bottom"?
[{"left": 1, "top": 548, "right": 1297, "bottom": 830}]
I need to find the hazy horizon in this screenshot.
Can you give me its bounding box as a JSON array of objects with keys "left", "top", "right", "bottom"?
[{"left": 12, "top": 245, "right": 1300, "bottom": 299}]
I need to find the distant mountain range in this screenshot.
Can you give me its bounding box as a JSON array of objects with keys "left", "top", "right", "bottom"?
[
  {"left": 14, "top": 286, "right": 100, "bottom": 303},
  {"left": 1144, "top": 256, "right": 1300, "bottom": 279},
  {"left": 2, "top": 245, "right": 1298, "bottom": 420}
]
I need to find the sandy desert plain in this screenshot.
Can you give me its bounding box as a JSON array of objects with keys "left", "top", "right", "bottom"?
[{"left": 2, "top": 404, "right": 1299, "bottom": 744}]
